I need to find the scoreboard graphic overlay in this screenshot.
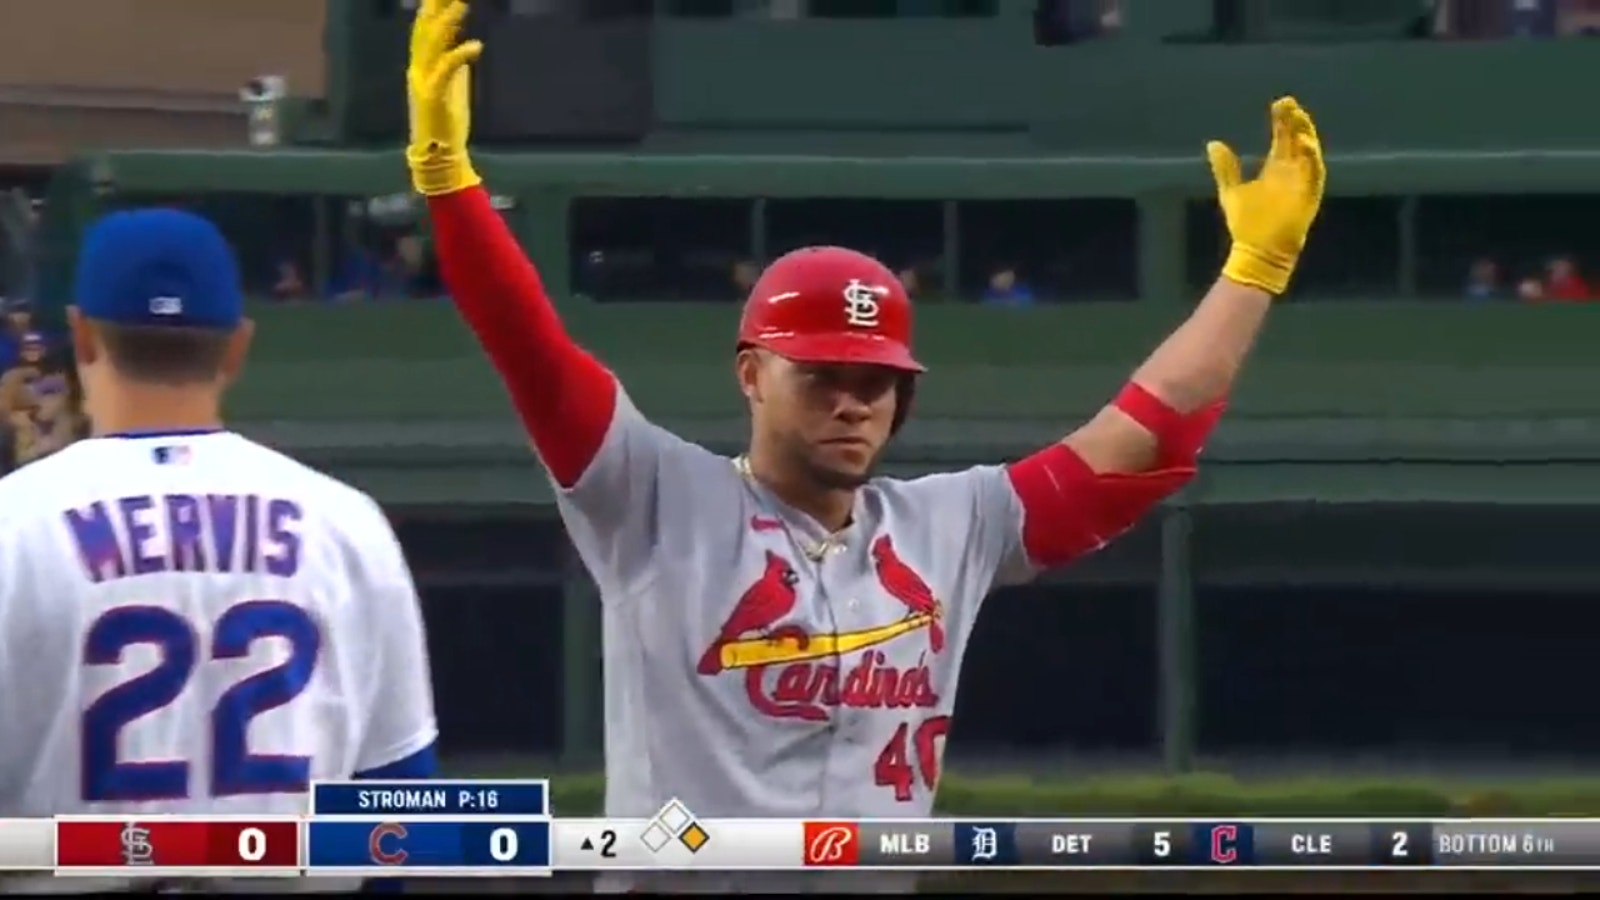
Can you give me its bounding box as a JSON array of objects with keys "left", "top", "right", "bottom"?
[
  {"left": 548, "top": 815, "right": 1600, "bottom": 871},
  {"left": 306, "top": 779, "right": 551, "bottom": 877},
  {"left": 49, "top": 779, "right": 553, "bottom": 879},
  {"left": 0, "top": 797, "right": 1585, "bottom": 877}
]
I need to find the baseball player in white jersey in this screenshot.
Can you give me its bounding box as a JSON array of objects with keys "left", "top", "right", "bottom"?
[
  {"left": 407, "top": 0, "right": 1326, "bottom": 890},
  {"left": 0, "top": 209, "right": 439, "bottom": 892}
]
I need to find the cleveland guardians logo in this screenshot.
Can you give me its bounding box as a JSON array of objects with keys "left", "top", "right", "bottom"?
[
  {"left": 1210, "top": 825, "right": 1238, "bottom": 865},
  {"left": 697, "top": 536, "right": 945, "bottom": 721}
]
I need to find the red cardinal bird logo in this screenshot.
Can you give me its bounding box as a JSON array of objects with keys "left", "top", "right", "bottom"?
[
  {"left": 871, "top": 535, "right": 944, "bottom": 653},
  {"left": 698, "top": 551, "right": 803, "bottom": 675}
]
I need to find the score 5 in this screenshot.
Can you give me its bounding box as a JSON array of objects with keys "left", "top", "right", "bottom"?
[{"left": 1136, "top": 823, "right": 1188, "bottom": 865}]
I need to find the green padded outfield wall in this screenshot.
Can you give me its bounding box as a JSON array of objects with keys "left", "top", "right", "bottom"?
[{"left": 31, "top": 8, "right": 1600, "bottom": 504}]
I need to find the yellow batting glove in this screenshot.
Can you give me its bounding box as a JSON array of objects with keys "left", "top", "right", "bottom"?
[
  {"left": 405, "top": 0, "right": 484, "bottom": 196},
  {"left": 1208, "top": 97, "right": 1328, "bottom": 296}
]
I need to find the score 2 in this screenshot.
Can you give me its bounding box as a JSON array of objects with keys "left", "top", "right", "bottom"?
[{"left": 1375, "top": 823, "right": 1432, "bottom": 866}]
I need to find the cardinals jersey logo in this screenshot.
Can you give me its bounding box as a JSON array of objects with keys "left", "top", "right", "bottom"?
[
  {"left": 697, "top": 539, "right": 946, "bottom": 721},
  {"left": 870, "top": 535, "right": 944, "bottom": 653},
  {"left": 697, "top": 551, "right": 802, "bottom": 676}
]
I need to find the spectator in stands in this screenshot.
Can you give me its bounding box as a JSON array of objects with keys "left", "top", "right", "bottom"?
[
  {"left": 271, "top": 259, "right": 310, "bottom": 302},
  {"left": 898, "top": 266, "right": 922, "bottom": 299},
  {"left": 1559, "top": 0, "right": 1600, "bottom": 33},
  {"left": 730, "top": 259, "right": 760, "bottom": 301},
  {"left": 981, "top": 265, "right": 1037, "bottom": 307},
  {"left": 11, "top": 371, "right": 78, "bottom": 467},
  {"left": 1544, "top": 255, "right": 1590, "bottom": 300},
  {"left": 392, "top": 233, "right": 436, "bottom": 298},
  {"left": 0, "top": 298, "right": 32, "bottom": 370},
  {"left": 329, "top": 238, "right": 389, "bottom": 302},
  {"left": 1, "top": 330, "right": 46, "bottom": 433},
  {"left": 1509, "top": 0, "right": 1560, "bottom": 36},
  {"left": 1438, "top": 0, "right": 1558, "bottom": 37},
  {"left": 1036, "top": 0, "right": 1121, "bottom": 44},
  {"left": 1463, "top": 257, "right": 1505, "bottom": 301}
]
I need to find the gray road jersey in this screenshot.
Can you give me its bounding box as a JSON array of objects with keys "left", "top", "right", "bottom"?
[{"left": 555, "top": 389, "right": 1036, "bottom": 892}]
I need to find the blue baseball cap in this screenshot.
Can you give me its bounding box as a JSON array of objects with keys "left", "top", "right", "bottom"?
[{"left": 74, "top": 209, "right": 243, "bottom": 330}]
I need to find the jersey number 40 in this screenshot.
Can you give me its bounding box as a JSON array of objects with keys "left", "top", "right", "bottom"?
[{"left": 81, "top": 600, "right": 321, "bottom": 802}]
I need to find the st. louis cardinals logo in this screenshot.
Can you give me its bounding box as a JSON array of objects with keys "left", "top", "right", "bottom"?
[
  {"left": 696, "top": 537, "right": 945, "bottom": 721},
  {"left": 842, "top": 279, "right": 889, "bottom": 329}
]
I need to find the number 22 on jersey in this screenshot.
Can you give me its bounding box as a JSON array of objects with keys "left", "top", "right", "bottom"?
[{"left": 81, "top": 600, "right": 321, "bottom": 802}]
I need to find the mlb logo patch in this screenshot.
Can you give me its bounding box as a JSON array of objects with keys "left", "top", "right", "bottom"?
[{"left": 152, "top": 444, "right": 192, "bottom": 465}]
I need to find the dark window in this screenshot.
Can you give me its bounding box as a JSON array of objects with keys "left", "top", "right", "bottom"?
[
  {"left": 959, "top": 199, "right": 1136, "bottom": 303},
  {"left": 102, "top": 191, "right": 437, "bottom": 304},
  {"left": 910, "top": 0, "right": 997, "bottom": 15},
  {"left": 662, "top": 0, "right": 737, "bottom": 15},
  {"left": 807, "top": 0, "right": 900, "bottom": 16},
  {"left": 569, "top": 197, "right": 753, "bottom": 302},
  {"left": 1035, "top": 0, "right": 1120, "bottom": 44},
  {"left": 1186, "top": 197, "right": 1400, "bottom": 299},
  {"left": 1416, "top": 194, "right": 1600, "bottom": 301},
  {"left": 490, "top": 0, "right": 651, "bottom": 18},
  {"left": 424, "top": 583, "right": 565, "bottom": 756},
  {"left": 1247, "top": 0, "right": 1427, "bottom": 41},
  {"left": 765, "top": 199, "right": 945, "bottom": 298},
  {"left": 1433, "top": 0, "right": 1571, "bottom": 38},
  {"left": 1185, "top": 199, "right": 1228, "bottom": 294}
]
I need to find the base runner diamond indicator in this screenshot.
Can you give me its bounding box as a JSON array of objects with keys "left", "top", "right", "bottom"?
[
  {"left": 679, "top": 822, "right": 710, "bottom": 853},
  {"left": 658, "top": 801, "right": 692, "bottom": 833},
  {"left": 639, "top": 798, "right": 712, "bottom": 857},
  {"left": 640, "top": 822, "right": 671, "bottom": 852}
]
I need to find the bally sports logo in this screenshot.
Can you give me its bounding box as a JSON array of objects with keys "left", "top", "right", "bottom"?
[
  {"left": 803, "top": 822, "right": 861, "bottom": 866},
  {"left": 696, "top": 535, "right": 945, "bottom": 722}
]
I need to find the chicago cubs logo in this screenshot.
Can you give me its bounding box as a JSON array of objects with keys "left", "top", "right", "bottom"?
[{"left": 697, "top": 537, "right": 946, "bottom": 721}]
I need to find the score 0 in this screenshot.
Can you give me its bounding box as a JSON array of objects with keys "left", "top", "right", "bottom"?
[
  {"left": 239, "top": 828, "right": 267, "bottom": 862},
  {"left": 209, "top": 821, "right": 299, "bottom": 868},
  {"left": 459, "top": 822, "right": 550, "bottom": 868}
]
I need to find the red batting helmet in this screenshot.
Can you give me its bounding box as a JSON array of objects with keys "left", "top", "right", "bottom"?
[
  {"left": 736, "top": 246, "right": 924, "bottom": 373},
  {"left": 736, "top": 246, "right": 923, "bottom": 433}
]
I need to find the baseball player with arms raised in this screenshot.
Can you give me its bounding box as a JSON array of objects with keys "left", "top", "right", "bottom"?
[{"left": 407, "top": 1, "right": 1324, "bottom": 891}]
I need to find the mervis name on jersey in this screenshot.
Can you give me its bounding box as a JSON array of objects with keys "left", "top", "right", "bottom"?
[{"left": 65, "top": 494, "right": 301, "bottom": 583}]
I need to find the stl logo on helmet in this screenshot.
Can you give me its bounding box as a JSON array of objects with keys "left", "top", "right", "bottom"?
[
  {"left": 842, "top": 279, "right": 890, "bottom": 329},
  {"left": 697, "top": 537, "right": 944, "bottom": 722}
]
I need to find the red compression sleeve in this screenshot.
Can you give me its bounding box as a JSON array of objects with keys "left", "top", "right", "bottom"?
[
  {"left": 427, "top": 188, "right": 615, "bottom": 488},
  {"left": 1112, "top": 383, "right": 1227, "bottom": 470},
  {"left": 1004, "top": 388, "right": 1227, "bottom": 569}
]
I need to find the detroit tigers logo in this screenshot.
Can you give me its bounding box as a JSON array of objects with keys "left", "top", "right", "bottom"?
[
  {"left": 842, "top": 279, "right": 889, "bottom": 329},
  {"left": 696, "top": 539, "right": 945, "bottom": 721}
]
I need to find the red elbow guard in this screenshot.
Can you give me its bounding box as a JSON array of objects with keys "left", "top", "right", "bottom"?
[
  {"left": 1008, "top": 444, "right": 1196, "bottom": 569},
  {"left": 1006, "top": 387, "right": 1225, "bottom": 569}
]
